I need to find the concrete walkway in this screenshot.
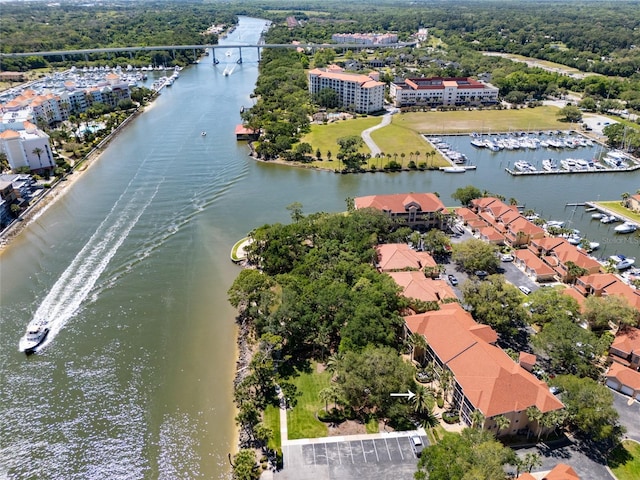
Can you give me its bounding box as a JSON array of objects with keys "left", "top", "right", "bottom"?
[{"left": 360, "top": 110, "right": 394, "bottom": 156}]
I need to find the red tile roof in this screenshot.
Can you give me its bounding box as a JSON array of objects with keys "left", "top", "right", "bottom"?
[
  {"left": 388, "top": 271, "right": 456, "bottom": 303},
  {"left": 514, "top": 249, "right": 556, "bottom": 277},
  {"left": 606, "top": 362, "right": 640, "bottom": 391},
  {"left": 376, "top": 243, "right": 436, "bottom": 271},
  {"left": 611, "top": 327, "right": 640, "bottom": 356},
  {"left": 405, "top": 304, "right": 563, "bottom": 417},
  {"left": 354, "top": 192, "right": 447, "bottom": 215}
]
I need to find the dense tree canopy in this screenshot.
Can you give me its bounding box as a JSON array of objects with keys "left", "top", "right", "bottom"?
[
  {"left": 452, "top": 239, "right": 499, "bottom": 274},
  {"left": 551, "top": 375, "right": 623, "bottom": 444},
  {"left": 415, "top": 428, "right": 515, "bottom": 480}
]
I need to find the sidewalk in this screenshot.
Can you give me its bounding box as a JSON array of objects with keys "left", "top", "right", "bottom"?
[{"left": 361, "top": 110, "right": 394, "bottom": 156}]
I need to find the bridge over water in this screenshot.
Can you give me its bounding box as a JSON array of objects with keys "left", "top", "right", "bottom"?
[{"left": 0, "top": 42, "right": 416, "bottom": 65}]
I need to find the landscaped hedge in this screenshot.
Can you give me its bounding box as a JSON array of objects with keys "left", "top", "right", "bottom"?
[{"left": 442, "top": 412, "right": 459, "bottom": 424}]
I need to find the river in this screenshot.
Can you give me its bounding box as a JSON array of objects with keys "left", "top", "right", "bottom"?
[{"left": 1, "top": 15, "right": 639, "bottom": 480}]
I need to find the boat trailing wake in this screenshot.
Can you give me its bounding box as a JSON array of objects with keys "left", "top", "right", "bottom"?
[{"left": 21, "top": 177, "right": 162, "bottom": 353}]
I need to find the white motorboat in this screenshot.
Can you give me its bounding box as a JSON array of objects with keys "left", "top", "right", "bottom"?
[
  {"left": 591, "top": 213, "right": 603, "bottom": 220},
  {"left": 600, "top": 215, "right": 617, "bottom": 224},
  {"left": 614, "top": 222, "right": 638, "bottom": 234},
  {"left": 616, "top": 258, "right": 636, "bottom": 271},
  {"left": 18, "top": 323, "right": 50, "bottom": 355},
  {"left": 587, "top": 242, "right": 600, "bottom": 251},
  {"left": 442, "top": 166, "right": 466, "bottom": 173},
  {"left": 201, "top": 131, "right": 207, "bottom": 136}
]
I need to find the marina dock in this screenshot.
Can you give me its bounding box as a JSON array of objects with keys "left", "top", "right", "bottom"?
[{"left": 505, "top": 163, "right": 640, "bottom": 176}]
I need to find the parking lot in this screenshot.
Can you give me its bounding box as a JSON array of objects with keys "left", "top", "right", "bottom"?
[{"left": 277, "top": 432, "right": 427, "bottom": 480}]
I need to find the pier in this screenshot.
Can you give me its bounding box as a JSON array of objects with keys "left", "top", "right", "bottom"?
[{"left": 505, "top": 163, "right": 640, "bottom": 176}]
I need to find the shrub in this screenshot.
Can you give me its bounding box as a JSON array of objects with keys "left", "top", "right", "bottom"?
[
  {"left": 442, "top": 412, "right": 459, "bottom": 424},
  {"left": 436, "top": 396, "right": 444, "bottom": 409}
]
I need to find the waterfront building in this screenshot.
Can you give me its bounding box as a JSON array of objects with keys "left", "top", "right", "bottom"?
[
  {"left": 308, "top": 65, "right": 385, "bottom": 114},
  {"left": 405, "top": 303, "right": 564, "bottom": 436},
  {"left": 0, "top": 122, "right": 55, "bottom": 173},
  {"left": 354, "top": 192, "right": 449, "bottom": 229},
  {"left": 389, "top": 77, "right": 499, "bottom": 108}
]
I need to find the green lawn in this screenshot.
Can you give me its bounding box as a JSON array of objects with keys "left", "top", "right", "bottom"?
[
  {"left": 263, "top": 404, "right": 281, "bottom": 449},
  {"left": 370, "top": 122, "right": 448, "bottom": 168},
  {"left": 596, "top": 201, "right": 640, "bottom": 223},
  {"left": 609, "top": 440, "right": 640, "bottom": 480},
  {"left": 287, "top": 364, "right": 331, "bottom": 440},
  {"left": 300, "top": 117, "right": 380, "bottom": 157},
  {"left": 296, "top": 106, "right": 575, "bottom": 171},
  {"left": 394, "top": 106, "right": 568, "bottom": 134}
]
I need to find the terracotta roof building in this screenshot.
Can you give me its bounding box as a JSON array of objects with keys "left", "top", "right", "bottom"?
[
  {"left": 405, "top": 303, "right": 563, "bottom": 435},
  {"left": 375, "top": 243, "right": 437, "bottom": 272},
  {"left": 390, "top": 77, "right": 499, "bottom": 108},
  {"left": 516, "top": 463, "right": 580, "bottom": 480},
  {"left": 308, "top": 66, "right": 385, "bottom": 114},
  {"left": 388, "top": 271, "right": 456, "bottom": 304},
  {"left": 354, "top": 192, "right": 449, "bottom": 229},
  {"left": 610, "top": 327, "right": 640, "bottom": 371},
  {"left": 605, "top": 362, "right": 640, "bottom": 399}
]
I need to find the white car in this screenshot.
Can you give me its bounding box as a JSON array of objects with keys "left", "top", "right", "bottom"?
[
  {"left": 501, "top": 254, "right": 514, "bottom": 262},
  {"left": 518, "top": 285, "right": 532, "bottom": 295},
  {"left": 411, "top": 436, "right": 424, "bottom": 456}
]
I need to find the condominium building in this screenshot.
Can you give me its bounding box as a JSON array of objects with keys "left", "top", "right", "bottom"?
[
  {"left": 308, "top": 66, "right": 385, "bottom": 114},
  {"left": 0, "top": 122, "right": 55, "bottom": 173},
  {"left": 390, "top": 77, "right": 499, "bottom": 108}
]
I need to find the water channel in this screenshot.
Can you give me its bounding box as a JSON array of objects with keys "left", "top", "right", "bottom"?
[{"left": 1, "top": 15, "right": 639, "bottom": 480}]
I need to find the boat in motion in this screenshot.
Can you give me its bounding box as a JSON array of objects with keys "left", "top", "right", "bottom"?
[{"left": 18, "top": 321, "right": 50, "bottom": 355}]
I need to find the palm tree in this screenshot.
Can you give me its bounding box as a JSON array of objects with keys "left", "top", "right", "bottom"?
[
  {"left": 439, "top": 369, "right": 453, "bottom": 404},
  {"left": 526, "top": 406, "right": 544, "bottom": 440},
  {"left": 523, "top": 452, "right": 542, "bottom": 473},
  {"left": 470, "top": 409, "right": 485, "bottom": 429},
  {"left": 400, "top": 152, "right": 406, "bottom": 169},
  {"left": 494, "top": 415, "right": 511, "bottom": 436},
  {"left": 326, "top": 352, "right": 343, "bottom": 377},
  {"left": 408, "top": 332, "right": 428, "bottom": 364},
  {"left": 412, "top": 385, "right": 435, "bottom": 414},
  {"left": 326, "top": 150, "right": 332, "bottom": 162},
  {"left": 319, "top": 386, "right": 334, "bottom": 412},
  {"left": 32, "top": 147, "right": 44, "bottom": 170}
]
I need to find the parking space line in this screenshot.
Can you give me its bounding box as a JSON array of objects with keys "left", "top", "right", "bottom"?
[
  {"left": 383, "top": 437, "right": 392, "bottom": 461},
  {"left": 312, "top": 443, "right": 316, "bottom": 465},
  {"left": 337, "top": 441, "right": 342, "bottom": 465},
  {"left": 324, "top": 443, "right": 329, "bottom": 465},
  {"left": 361, "top": 440, "right": 367, "bottom": 463},
  {"left": 372, "top": 439, "right": 380, "bottom": 462},
  {"left": 407, "top": 437, "right": 417, "bottom": 459},
  {"left": 349, "top": 440, "right": 355, "bottom": 463},
  {"left": 396, "top": 437, "right": 404, "bottom": 460}
]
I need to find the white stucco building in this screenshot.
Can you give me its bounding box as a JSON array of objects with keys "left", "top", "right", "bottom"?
[
  {"left": 0, "top": 122, "right": 55, "bottom": 173},
  {"left": 308, "top": 65, "right": 385, "bottom": 114},
  {"left": 390, "top": 77, "right": 499, "bottom": 108}
]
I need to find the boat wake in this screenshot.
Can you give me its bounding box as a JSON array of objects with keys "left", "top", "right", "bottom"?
[{"left": 21, "top": 177, "right": 162, "bottom": 353}]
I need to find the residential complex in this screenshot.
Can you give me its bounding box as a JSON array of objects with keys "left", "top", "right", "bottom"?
[
  {"left": 389, "top": 77, "right": 499, "bottom": 108},
  {"left": 405, "top": 303, "right": 564, "bottom": 435},
  {"left": 308, "top": 65, "right": 385, "bottom": 114},
  {"left": 331, "top": 33, "right": 398, "bottom": 45},
  {"left": 354, "top": 192, "right": 449, "bottom": 229}
]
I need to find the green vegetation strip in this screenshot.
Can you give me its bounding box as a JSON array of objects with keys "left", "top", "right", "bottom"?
[
  {"left": 595, "top": 202, "right": 640, "bottom": 224},
  {"left": 286, "top": 364, "right": 331, "bottom": 440},
  {"left": 263, "top": 404, "right": 281, "bottom": 449},
  {"left": 609, "top": 440, "right": 640, "bottom": 480}
]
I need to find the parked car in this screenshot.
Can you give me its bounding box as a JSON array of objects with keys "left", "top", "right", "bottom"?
[
  {"left": 501, "top": 254, "right": 514, "bottom": 262},
  {"left": 518, "top": 285, "right": 532, "bottom": 295},
  {"left": 411, "top": 436, "right": 424, "bottom": 457},
  {"left": 475, "top": 270, "right": 489, "bottom": 279},
  {"left": 448, "top": 274, "right": 458, "bottom": 286}
]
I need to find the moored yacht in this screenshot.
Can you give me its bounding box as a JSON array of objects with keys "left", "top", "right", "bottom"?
[{"left": 614, "top": 222, "right": 638, "bottom": 234}]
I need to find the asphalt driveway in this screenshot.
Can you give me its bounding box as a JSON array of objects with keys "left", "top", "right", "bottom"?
[{"left": 611, "top": 390, "right": 640, "bottom": 442}]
